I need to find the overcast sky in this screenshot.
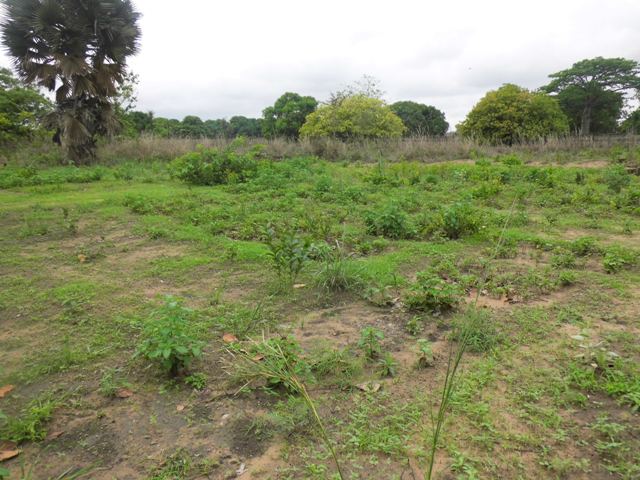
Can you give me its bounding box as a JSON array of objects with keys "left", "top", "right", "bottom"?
[{"left": 2, "top": 0, "right": 640, "bottom": 128}]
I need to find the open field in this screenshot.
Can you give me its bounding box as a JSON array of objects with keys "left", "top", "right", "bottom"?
[{"left": 1, "top": 151, "right": 639, "bottom": 479}]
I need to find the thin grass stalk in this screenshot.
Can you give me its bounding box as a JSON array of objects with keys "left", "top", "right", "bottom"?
[{"left": 425, "top": 194, "right": 521, "bottom": 479}]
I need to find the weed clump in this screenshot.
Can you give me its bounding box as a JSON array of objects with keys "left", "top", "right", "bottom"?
[
  {"left": 170, "top": 141, "right": 260, "bottom": 185},
  {"left": 136, "top": 296, "right": 204, "bottom": 376},
  {"left": 364, "top": 203, "right": 415, "bottom": 239},
  {"left": 405, "top": 271, "right": 464, "bottom": 313}
]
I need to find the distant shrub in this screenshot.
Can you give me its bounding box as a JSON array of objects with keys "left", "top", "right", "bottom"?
[
  {"left": 405, "top": 271, "right": 464, "bottom": 312},
  {"left": 551, "top": 248, "right": 577, "bottom": 269},
  {"left": 602, "top": 165, "right": 631, "bottom": 193},
  {"left": 264, "top": 226, "right": 312, "bottom": 283},
  {"left": 569, "top": 237, "right": 599, "bottom": 256},
  {"left": 364, "top": 203, "right": 415, "bottom": 239},
  {"left": 170, "top": 141, "right": 260, "bottom": 185}
]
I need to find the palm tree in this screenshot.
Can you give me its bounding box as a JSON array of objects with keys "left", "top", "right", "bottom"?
[{"left": 1, "top": 0, "right": 141, "bottom": 164}]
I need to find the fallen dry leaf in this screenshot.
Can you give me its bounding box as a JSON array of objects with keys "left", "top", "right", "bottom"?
[
  {"left": 115, "top": 388, "right": 133, "bottom": 398},
  {"left": 77, "top": 254, "right": 87, "bottom": 263},
  {"left": 356, "top": 382, "right": 382, "bottom": 393},
  {"left": 0, "top": 385, "right": 14, "bottom": 398},
  {"left": 222, "top": 333, "right": 238, "bottom": 343},
  {"left": 46, "top": 430, "right": 64, "bottom": 441},
  {"left": 293, "top": 283, "right": 306, "bottom": 289},
  {"left": 176, "top": 404, "right": 185, "bottom": 412},
  {"left": 0, "top": 449, "right": 20, "bottom": 462}
]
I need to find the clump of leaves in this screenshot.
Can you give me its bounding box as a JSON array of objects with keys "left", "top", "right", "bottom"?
[
  {"left": 569, "top": 236, "right": 599, "bottom": 256},
  {"left": 405, "top": 271, "right": 464, "bottom": 313},
  {"left": 602, "top": 164, "right": 631, "bottom": 193},
  {"left": 264, "top": 225, "right": 311, "bottom": 284},
  {"left": 405, "top": 315, "right": 424, "bottom": 336},
  {"left": 185, "top": 373, "right": 207, "bottom": 390},
  {"left": 358, "top": 326, "right": 385, "bottom": 360},
  {"left": 551, "top": 248, "right": 577, "bottom": 269},
  {"left": 0, "top": 395, "right": 59, "bottom": 443},
  {"left": 169, "top": 141, "right": 260, "bottom": 185},
  {"left": 603, "top": 245, "right": 637, "bottom": 274},
  {"left": 377, "top": 353, "right": 398, "bottom": 377},
  {"left": 415, "top": 339, "right": 434, "bottom": 369},
  {"left": 439, "top": 202, "right": 480, "bottom": 240},
  {"left": 136, "top": 297, "right": 204, "bottom": 376},
  {"left": 364, "top": 203, "right": 415, "bottom": 239},
  {"left": 99, "top": 367, "right": 131, "bottom": 397}
]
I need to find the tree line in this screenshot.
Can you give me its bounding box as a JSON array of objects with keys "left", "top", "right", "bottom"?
[{"left": 0, "top": 0, "right": 639, "bottom": 164}]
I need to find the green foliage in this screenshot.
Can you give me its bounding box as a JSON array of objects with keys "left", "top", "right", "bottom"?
[
  {"left": 0, "top": 395, "right": 59, "bottom": 443},
  {"left": 0, "top": 68, "right": 51, "bottom": 146},
  {"left": 184, "top": 372, "right": 207, "bottom": 390},
  {"left": 544, "top": 57, "right": 640, "bottom": 135},
  {"left": 457, "top": 84, "right": 569, "bottom": 144},
  {"left": 405, "top": 271, "right": 464, "bottom": 312},
  {"left": 364, "top": 203, "right": 415, "bottom": 239},
  {"left": 313, "top": 249, "right": 364, "bottom": 292},
  {"left": 377, "top": 353, "right": 398, "bottom": 377},
  {"left": 170, "top": 142, "right": 260, "bottom": 185},
  {"left": 264, "top": 226, "right": 312, "bottom": 283},
  {"left": 358, "top": 327, "right": 384, "bottom": 360},
  {"left": 551, "top": 248, "right": 577, "bottom": 269},
  {"left": 602, "top": 164, "right": 631, "bottom": 193},
  {"left": 136, "top": 297, "right": 204, "bottom": 376},
  {"left": 98, "top": 367, "right": 131, "bottom": 397},
  {"left": 415, "top": 339, "right": 434, "bottom": 369},
  {"left": 389, "top": 101, "right": 448, "bottom": 136},
  {"left": 450, "top": 309, "right": 500, "bottom": 353},
  {"left": 262, "top": 92, "right": 317, "bottom": 138},
  {"left": 439, "top": 202, "right": 480, "bottom": 239},
  {"left": 569, "top": 236, "right": 599, "bottom": 256},
  {"left": 300, "top": 95, "right": 405, "bottom": 139},
  {"left": 1, "top": 0, "right": 141, "bottom": 163},
  {"left": 603, "top": 245, "right": 637, "bottom": 274},
  {"left": 621, "top": 108, "right": 640, "bottom": 134}
]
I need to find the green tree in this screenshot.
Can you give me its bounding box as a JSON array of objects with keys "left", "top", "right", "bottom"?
[
  {"left": 229, "top": 116, "right": 262, "bottom": 137},
  {"left": 203, "top": 119, "right": 231, "bottom": 138},
  {"left": 543, "top": 57, "right": 640, "bottom": 135},
  {"left": 262, "top": 92, "right": 317, "bottom": 138},
  {"left": 300, "top": 95, "right": 405, "bottom": 139},
  {"left": 152, "top": 117, "right": 181, "bottom": 138},
  {"left": 457, "top": 84, "right": 569, "bottom": 145},
  {"left": 556, "top": 86, "right": 623, "bottom": 134},
  {"left": 621, "top": 108, "right": 640, "bottom": 134},
  {"left": 179, "top": 115, "right": 206, "bottom": 137},
  {"left": 390, "top": 101, "right": 449, "bottom": 136},
  {"left": 1, "top": 0, "right": 141, "bottom": 164},
  {"left": 0, "top": 67, "right": 51, "bottom": 145}
]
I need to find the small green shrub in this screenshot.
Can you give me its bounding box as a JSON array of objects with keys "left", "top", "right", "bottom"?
[
  {"left": 0, "top": 395, "right": 59, "bottom": 443},
  {"left": 358, "top": 327, "right": 384, "bottom": 360},
  {"left": 602, "top": 164, "right": 631, "bottom": 193},
  {"left": 136, "top": 297, "right": 204, "bottom": 376},
  {"left": 264, "top": 226, "right": 311, "bottom": 283},
  {"left": 415, "top": 339, "right": 434, "bottom": 369},
  {"left": 364, "top": 203, "right": 415, "bottom": 239},
  {"left": 603, "top": 246, "right": 637, "bottom": 274},
  {"left": 569, "top": 237, "right": 599, "bottom": 256},
  {"left": 405, "top": 315, "right": 424, "bottom": 336},
  {"left": 439, "top": 202, "right": 480, "bottom": 240},
  {"left": 551, "top": 248, "right": 577, "bottom": 269},
  {"left": 185, "top": 372, "right": 207, "bottom": 390},
  {"left": 170, "top": 142, "right": 260, "bottom": 185},
  {"left": 405, "top": 272, "right": 464, "bottom": 312},
  {"left": 377, "top": 353, "right": 398, "bottom": 377},
  {"left": 558, "top": 270, "right": 577, "bottom": 286}
]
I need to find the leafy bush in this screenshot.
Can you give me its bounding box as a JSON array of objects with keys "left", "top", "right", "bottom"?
[
  {"left": 300, "top": 95, "right": 405, "bottom": 139},
  {"left": 358, "top": 327, "right": 384, "bottom": 360},
  {"left": 603, "top": 246, "right": 637, "bottom": 274},
  {"left": 439, "top": 203, "right": 480, "bottom": 239},
  {"left": 0, "top": 395, "right": 59, "bottom": 443},
  {"left": 457, "top": 84, "right": 569, "bottom": 144},
  {"left": 377, "top": 353, "right": 398, "bottom": 377},
  {"left": 170, "top": 142, "right": 259, "bottom": 185},
  {"left": 264, "top": 226, "right": 312, "bottom": 283},
  {"left": 405, "top": 271, "right": 464, "bottom": 312},
  {"left": 136, "top": 297, "right": 204, "bottom": 376},
  {"left": 602, "top": 165, "right": 631, "bottom": 193},
  {"left": 364, "top": 203, "right": 415, "bottom": 239},
  {"left": 551, "top": 248, "right": 577, "bottom": 269},
  {"left": 569, "top": 236, "right": 599, "bottom": 256}
]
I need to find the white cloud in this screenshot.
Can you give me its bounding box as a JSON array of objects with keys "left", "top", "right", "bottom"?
[{"left": 2, "top": 0, "right": 639, "bottom": 127}]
